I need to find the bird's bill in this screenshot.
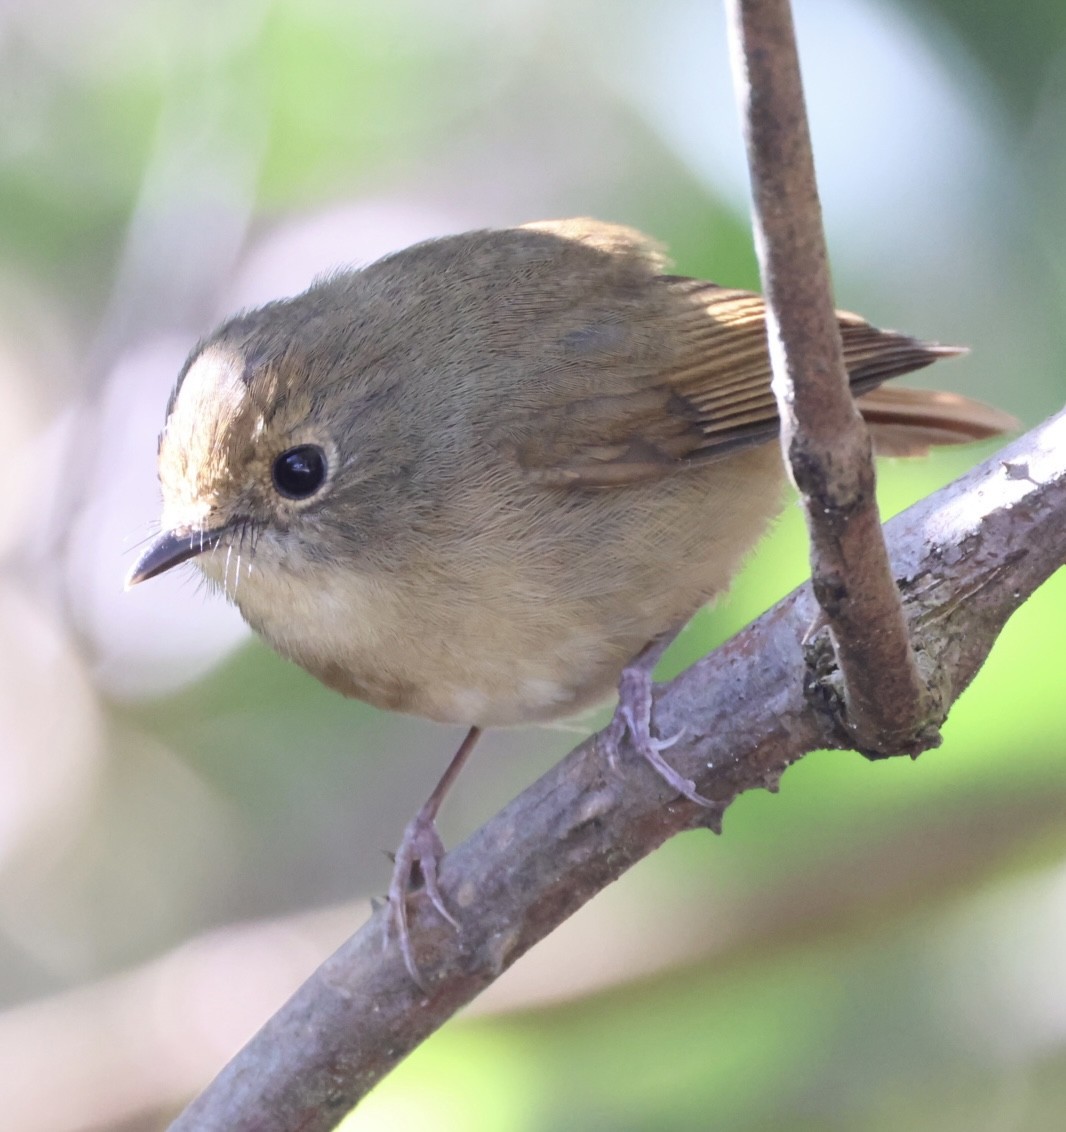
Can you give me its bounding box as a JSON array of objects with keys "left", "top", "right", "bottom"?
[{"left": 125, "top": 525, "right": 230, "bottom": 588}]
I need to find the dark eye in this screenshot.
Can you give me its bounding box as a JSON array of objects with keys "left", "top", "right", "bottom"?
[{"left": 272, "top": 445, "right": 328, "bottom": 500}]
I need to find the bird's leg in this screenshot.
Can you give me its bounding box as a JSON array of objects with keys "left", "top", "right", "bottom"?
[
  {"left": 599, "top": 626, "right": 713, "bottom": 806},
  {"left": 386, "top": 725, "right": 482, "bottom": 984}
]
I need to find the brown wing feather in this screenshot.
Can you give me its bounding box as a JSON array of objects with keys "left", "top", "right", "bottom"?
[{"left": 514, "top": 275, "right": 1011, "bottom": 487}]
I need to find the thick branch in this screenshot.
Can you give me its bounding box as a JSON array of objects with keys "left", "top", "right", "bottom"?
[
  {"left": 171, "top": 411, "right": 1066, "bottom": 1132},
  {"left": 10, "top": 784, "right": 1066, "bottom": 1132},
  {"left": 727, "top": 0, "right": 933, "bottom": 753}
]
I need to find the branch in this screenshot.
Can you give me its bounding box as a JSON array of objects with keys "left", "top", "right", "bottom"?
[
  {"left": 11, "top": 780, "right": 1066, "bottom": 1132},
  {"left": 170, "top": 410, "right": 1066, "bottom": 1131},
  {"left": 727, "top": 0, "right": 934, "bottom": 754}
]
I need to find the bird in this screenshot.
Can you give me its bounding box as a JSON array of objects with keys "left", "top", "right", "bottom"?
[{"left": 126, "top": 218, "right": 1014, "bottom": 981}]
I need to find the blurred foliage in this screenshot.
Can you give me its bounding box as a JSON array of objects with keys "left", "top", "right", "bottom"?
[{"left": 0, "top": 1, "right": 1064, "bottom": 1130}]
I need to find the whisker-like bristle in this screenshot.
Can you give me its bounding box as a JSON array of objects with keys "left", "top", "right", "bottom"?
[
  {"left": 223, "top": 539, "right": 236, "bottom": 601},
  {"left": 123, "top": 524, "right": 162, "bottom": 554}
]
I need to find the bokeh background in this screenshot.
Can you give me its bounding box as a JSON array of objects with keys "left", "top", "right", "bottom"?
[{"left": 1, "top": 0, "right": 1065, "bottom": 1128}]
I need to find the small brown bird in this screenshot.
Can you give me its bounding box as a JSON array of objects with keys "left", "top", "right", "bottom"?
[{"left": 127, "top": 219, "right": 1012, "bottom": 979}]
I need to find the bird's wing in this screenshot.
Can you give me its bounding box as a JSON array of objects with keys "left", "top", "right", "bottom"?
[{"left": 507, "top": 277, "right": 1010, "bottom": 487}]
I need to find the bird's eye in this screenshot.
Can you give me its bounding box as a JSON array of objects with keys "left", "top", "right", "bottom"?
[{"left": 272, "top": 445, "right": 328, "bottom": 500}]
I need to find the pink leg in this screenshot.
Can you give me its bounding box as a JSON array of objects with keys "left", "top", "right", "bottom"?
[
  {"left": 386, "top": 725, "right": 482, "bottom": 985},
  {"left": 599, "top": 628, "right": 712, "bottom": 806}
]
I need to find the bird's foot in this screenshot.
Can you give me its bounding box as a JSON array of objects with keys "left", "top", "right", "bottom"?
[
  {"left": 599, "top": 661, "right": 712, "bottom": 807},
  {"left": 385, "top": 804, "right": 459, "bottom": 987}
]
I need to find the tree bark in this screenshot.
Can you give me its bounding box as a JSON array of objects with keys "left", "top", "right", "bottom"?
[
  {"left": 727, "top": 0, "right": 935, "bottom": 754},
  {"left": 170, "top": 407, "right": 1066, "bottom": 1132}
]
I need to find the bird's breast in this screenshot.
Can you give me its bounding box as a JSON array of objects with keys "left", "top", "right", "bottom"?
[{"left": 213, "top": 553, "right": 611, "bottom": 727}]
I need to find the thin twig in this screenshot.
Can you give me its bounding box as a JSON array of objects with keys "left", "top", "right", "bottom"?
[{"left": 726, "top": 0, "right": 935, "bottom": 754}]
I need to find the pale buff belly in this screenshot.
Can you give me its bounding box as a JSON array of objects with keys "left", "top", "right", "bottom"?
[
  {"left": 206, "top": 447, "right": 785, "bottom": 727},
  {"left": 218, "top": 555, "right": 630, "bottom": 727}
]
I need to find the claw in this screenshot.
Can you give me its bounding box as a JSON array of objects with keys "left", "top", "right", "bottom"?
[
  {"left": 654, "top": 727, "right": 685, "bottom": 752},
  {"left": 384, "top": 806, "right": 460, "bottom": 986},
  {"left": 382, "top": 726, "right": 483, "bottom": 986},
  {"left": 599, "top": 648, "right": 711, "bottom": 807}
]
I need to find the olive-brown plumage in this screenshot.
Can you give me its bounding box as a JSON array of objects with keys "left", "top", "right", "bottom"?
[
  {"left": 129, "top": 218, "right": 1013, "bottom": 979},
  {"left": 137, "top": 218, "right": 1007, "bottom": 726}
]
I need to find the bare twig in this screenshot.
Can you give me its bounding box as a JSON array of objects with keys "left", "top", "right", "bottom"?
[
  {"left": 169, "top": 410, "right": 1066, "bottom": 1132},
  {"left": 726, "top": 0, "right": 935, "bottom": 754},
  {"left": 9, "top": 782, "right": 1066, "bottom": 1132}
]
